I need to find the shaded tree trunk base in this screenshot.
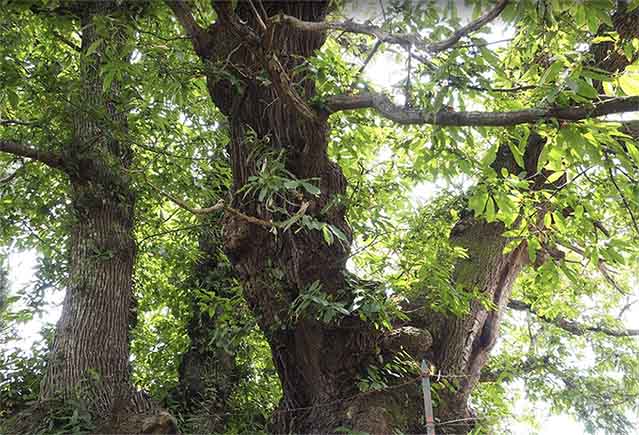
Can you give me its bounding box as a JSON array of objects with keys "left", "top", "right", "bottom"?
[{"left": 3, "top": 392, "right": 173, "bottom": 435}]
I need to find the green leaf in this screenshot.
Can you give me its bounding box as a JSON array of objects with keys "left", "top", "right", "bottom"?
[
  {"left": 619, "top": 69, "right": 639, "bottom": 95},
  {"left": 527, "top": 237, "right": 540, "bottom": 263},
  {"left": 626, "top": 141, "right": 639, "bottom": 165},
  {"left": 481, "top": 144, "right": 498, "bottom": 167},
  {"left": 469, "top": 189, "right": 489, "bottom": 216},
  {"left": 539, "top": 59, "right": 565, "bottom": 86},
  {"left": 300, "top": 181, "right": 321, "bottom": 196},
  {"left": 85, "top": 39, "right": 102, "bottom": 57},
  {"left": 507, "top": 140, "right": 525, "bottom": 169},
  {"left": 485, "top": 196, "right": 496, "bottom": 222},
  {"left": 576, "top": 79, "right": 598, "bottom": 98},
  {"left": 546, "top": 170, "right": 565, "bottom": 183},
  {"left": 321, "top": 225, "right": 334, "bottom": 245}
]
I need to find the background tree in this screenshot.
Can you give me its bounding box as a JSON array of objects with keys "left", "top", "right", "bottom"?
[{"left": 0, "top": 2, "right": 163, "bottom": 432}]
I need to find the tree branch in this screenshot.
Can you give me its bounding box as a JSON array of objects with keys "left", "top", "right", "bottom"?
[
  {"left": 0, "top": 161, "right": 27, "bottom": 184},
  {"left": 165, "top": 0, "right": 211, "bottom": 57},
  {"left": 480, "top": 356, "right": 550, "bottom": 382},
  {"left": 148, "top": 181, "right": 283, "bottom": 228},
  {"left": 428, "top": 0, "right": 510, "bottom": 52},
  {"left": 149, "top": 180, "right": 226, "bottom": 216},
  {"left": 0, "top": 118, "right": 39, "bottom": 127},
  {"left": 556, "top": 241, "right": 628, "bottom": 295},
  {"left": 607, "top": 165, "right": 639, "bottom": 237},
  {"left": 0, "top": 140, "right": 64, "bottom": 170},
  {"left": 508, "top": 299, "right": 639, "bottom": 337},
  {"left": 322, "top": 93, "right": 639, "bottom": 126},
  {"left": 271, "top": 0, "right": 508, "bottom": 53}
]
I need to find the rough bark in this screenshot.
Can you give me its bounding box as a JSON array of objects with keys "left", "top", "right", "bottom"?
[
  {"left": 37, "top": 3, "right": 155, "bottom": 427},
  {"left": 170, "top": 2, "right": 431, "bottom": 433},
  {"left": 171, "top": 1, "right": 638, "bottom": 433},
  {"left": 416, "top": 8, "right": 639, "bottom": 431}
]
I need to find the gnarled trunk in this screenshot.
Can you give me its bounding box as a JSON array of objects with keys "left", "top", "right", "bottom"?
[
  {"left": 193, "top": 2, "right": 431, "bottom": 432},
  {"left": 173, "top": 1, "right": 637, "bottom": 433}
]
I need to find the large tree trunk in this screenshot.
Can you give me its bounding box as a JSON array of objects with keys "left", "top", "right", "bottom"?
[
  {"left": 191, "top": 2, "right": 430, "bottom": 432},
  {"left": 39, "top": 4, "right": 153, "bottom": 425},
  {"left": 175, "top": 1, "right": 638, "bottom": 433}
]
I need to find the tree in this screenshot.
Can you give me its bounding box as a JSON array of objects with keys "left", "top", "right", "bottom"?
[
  {"left": 0, "top": 2, "right": 157, "bottom": 430},
  {"left": 167, "top": 0, "right": 639, "bottom": 433}
]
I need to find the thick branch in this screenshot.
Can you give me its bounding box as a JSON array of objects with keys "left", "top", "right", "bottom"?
[
  {"left": 323, "top": 93, "right": 639, "bottom": 126},
  {"left": 0, "top": 140, "right": 64, "bottom": 169},
  {"left": 271, "top": 0, "right": 508, "bottom": 53},
  {"left": 508, "top": 299, "right": 639, "bottom": 337}
]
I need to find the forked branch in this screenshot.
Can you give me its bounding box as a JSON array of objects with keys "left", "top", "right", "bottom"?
[
  {"left": 271, "top": 0, "right": 509, "bottom": 53},
  {"left": 165, "top": 0, "right": 211, "bottom": 56}
]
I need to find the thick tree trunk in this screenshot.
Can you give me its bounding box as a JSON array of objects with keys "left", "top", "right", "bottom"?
[
  {"left": 39, "top": 4, "right": 152, "bottom": 424},
  {"left": 414, "top": 220, "right": 527, "bottom": 431},
  {"left": 40, "top": 193, "right": 136, "bottom": 411},
  {"left": 191, "top": 2, "right": 430, "bottom": 433},
  {"left": 176, "top": 1, "right": 638, "bottom": 433}
]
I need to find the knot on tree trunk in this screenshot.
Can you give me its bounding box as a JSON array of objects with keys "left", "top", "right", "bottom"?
[{"left": 222, "top": 213, "right": 269, "bottom": 263}]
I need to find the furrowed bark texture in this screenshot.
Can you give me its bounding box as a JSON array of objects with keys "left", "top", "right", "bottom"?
[
  {"left": 408, "top": 138, "right": 547, "bottom": 432},
  {"left": 418, "top": 8, "right": 639, "bottom": 431},
  {"left": 176, "top": 1, "right": 638, "bottom": 434},
  {"left": 419, "top": 222, "right": 527, "bottom": 431},
  {"left": 39, "top": 4, "right": 153, "bottom": 423},
  {"left": 188, "top": 2, "right": 430, "bottom": 432}
]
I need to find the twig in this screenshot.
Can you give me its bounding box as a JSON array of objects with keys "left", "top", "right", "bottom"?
[
  {"left": 378, "top": 0, "right": 386, "bottom": 21},
  {"left": 247, "top": 0, "right": 267, "bottom": 32},
  {"left": 355, "top": 40, "right": 381, "bottom": 81},
  {"left": 558, "top": 241, "right": 628, "bottom": 295},
  {"left": 137, "top": 223, "right": 211, "bottom": 245},
  {"left": 0, "top": 119, "right": 39, "bottom": 127},
  {"left": 508, "top": 299, "right": 639, "bottom": 337},
  {"left": 0, "top": 161, "right": 27, "bottom": 184},
  {"left": 405, "top": 44, "right": 412, "bottom": 108},
  {"left": 147, "top": 181, "right": 312, "bottom": 229},
  {"left": 607, "top": 166, "right": 639, "bottom": 237}
]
